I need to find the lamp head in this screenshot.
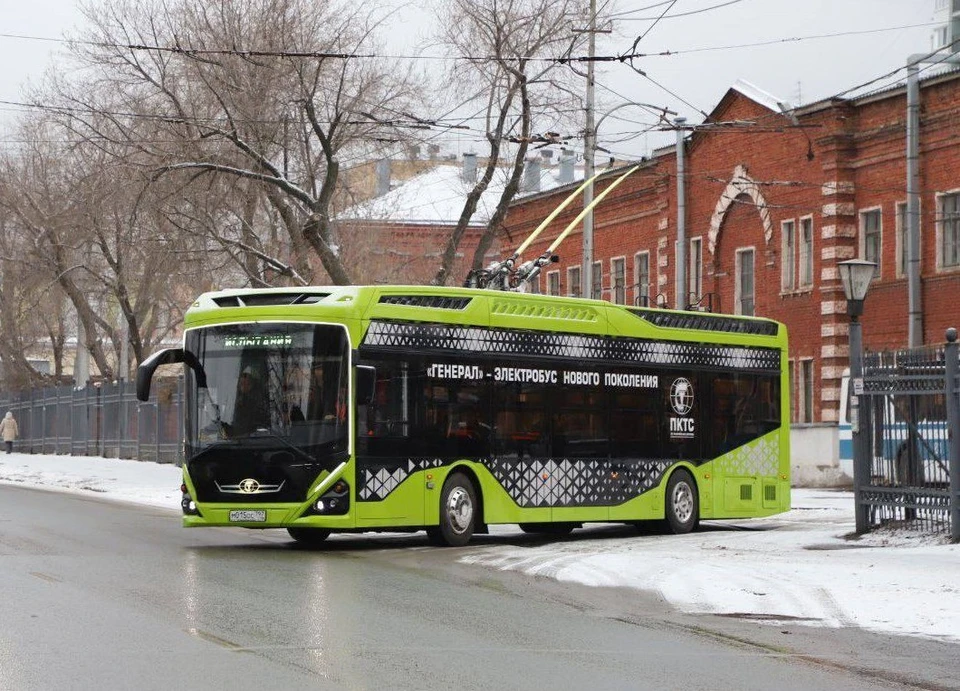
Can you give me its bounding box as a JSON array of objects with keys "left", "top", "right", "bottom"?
[{"left": 838, "top": 259, "right": 876, "bottom": 319}]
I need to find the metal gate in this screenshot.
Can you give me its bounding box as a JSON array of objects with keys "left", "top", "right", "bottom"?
[{"left": 854, "top": 329, "right": 960, "bottom": 540}]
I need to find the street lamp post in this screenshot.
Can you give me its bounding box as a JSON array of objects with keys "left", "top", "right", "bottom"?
[{"left": 838, "top": 258, "right": 877, "bottom": 534}]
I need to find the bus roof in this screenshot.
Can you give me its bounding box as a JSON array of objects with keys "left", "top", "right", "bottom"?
[{"left": 184, "top": 285, "right": 786, "bottom": 347}]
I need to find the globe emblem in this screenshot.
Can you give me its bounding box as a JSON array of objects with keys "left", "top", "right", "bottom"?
[
  {"left": 670, "top": 378, "right": 694, "bottom": 416},
  {"left": 239, "top": 478, "right": 260, "bottom": 493}
]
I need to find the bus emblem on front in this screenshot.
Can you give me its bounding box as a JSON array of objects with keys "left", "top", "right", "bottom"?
[{"left": 239, "top": 478, "right": 261, "bottom": 493}]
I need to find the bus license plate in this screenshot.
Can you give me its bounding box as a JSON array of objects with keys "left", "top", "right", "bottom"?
[{"left": 229, "top": 510, "right": 266, "bottom": 522}]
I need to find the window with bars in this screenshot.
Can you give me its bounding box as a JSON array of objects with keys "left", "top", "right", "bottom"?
[{"left": 611, "top": 258, "right": 626, "bottom": 304}]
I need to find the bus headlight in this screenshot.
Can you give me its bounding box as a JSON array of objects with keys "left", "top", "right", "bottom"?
[
  {"left": 181, "top": 492, "right": 202, "bottom": 516},
  {"left": 306, "top": 481, "right": 349, "bottom": 516}
]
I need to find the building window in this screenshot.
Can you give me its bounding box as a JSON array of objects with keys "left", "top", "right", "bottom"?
[
  {"left": 736, "top": 248, "right": 755, "bottom": 316},
  {"left": 688, "top": 237, "right": 702, "bottom": 307},
  {"left": 860, "top": 208, "right": 882, "bottom": 271},
  {"left": 781, "top": 219, "right": 796, "bottom": 290},
  {"left": 546, "top": 270, "right": 560, "bottom": 296},
  {"left": 799, "top": 216, "right": 813, "bottom": 288},
  {"left": 799, "top": 359, "right": 814, "bottom": 423},
  {"left": 634, "top": 251, "right": 650, "bottom": 306},
  {"left": 592, "top": 261, "right": 602, "bottom": 299},
  {"left": 938, "top": 192, "right": 960, "bottom": 269},
  {"left": 567, "top": 266, "right": 581, "bottom": 297},
  {"left": 611, "top": 257, "right": 626, "bottom": 304},
  {"left": 897, "top": 202, "right": 907, "bottom": 278}
]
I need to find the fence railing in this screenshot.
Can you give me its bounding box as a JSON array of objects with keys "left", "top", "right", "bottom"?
[
  {"left": 856, "top": 329, "right": 960, "bottom": 541},
  {"left": 0, "top": 378, "right": 183, "bottom": 464}
]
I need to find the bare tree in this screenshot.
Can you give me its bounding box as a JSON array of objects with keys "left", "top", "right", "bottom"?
[
  {"left": 430, "top": 0, "right": 587, "bottom": 285},
  {"left": 61, "top": 0, "right": 424, "bottom": 286}
]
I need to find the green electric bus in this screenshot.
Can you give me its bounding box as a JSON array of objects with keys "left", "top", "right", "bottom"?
[{"left": 137, "top": 285, "right": 790, "bottom": 546}]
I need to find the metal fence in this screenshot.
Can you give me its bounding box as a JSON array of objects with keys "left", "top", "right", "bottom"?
[
  {"left": 856, "top": 329, "right": 960, "bottom": 540},
  {"left": 0, "top": 378, "right": 183, "bottom": 464}
]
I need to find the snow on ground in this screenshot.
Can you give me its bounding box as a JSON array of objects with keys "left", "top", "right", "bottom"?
[{"left": 1, "top": 452, "right": 958, "bottom": 642}]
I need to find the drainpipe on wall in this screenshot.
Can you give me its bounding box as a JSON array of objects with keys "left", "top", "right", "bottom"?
[{"left": 675, "top": 117, "right": 687, "bottom": 310}]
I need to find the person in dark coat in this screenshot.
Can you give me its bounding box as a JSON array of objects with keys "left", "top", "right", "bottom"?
[{"left": 231, "top": 367, "right": 269, "bottom": 436}]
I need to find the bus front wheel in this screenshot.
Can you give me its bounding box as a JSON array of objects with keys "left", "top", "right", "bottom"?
[
  {"left": 287, "top": 527, "right": 331, "bottom": 547},
  {"left": 430, "top": 472, "right": 477, "bottom": 547},
  {"left": 664, "top": 469, "right": 699, "bottom": 534}
]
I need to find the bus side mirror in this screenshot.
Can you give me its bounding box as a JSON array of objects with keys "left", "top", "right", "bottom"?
[
  {"left": 136, "top": 349, "right": 206, "bottom": 402},
  {"left": 137, "top": 349, "right": 185, "bottom": 401},
  {"left": 356, "top": 366, "right": 377, "bottom": 406}
]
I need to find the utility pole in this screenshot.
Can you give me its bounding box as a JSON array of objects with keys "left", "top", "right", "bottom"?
[{"left": 581, "top": 0, "right": 597, "bottom": 299}]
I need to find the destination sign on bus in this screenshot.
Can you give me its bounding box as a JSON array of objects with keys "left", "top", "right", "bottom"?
[
  {"left": 426, "top": 363, "right": 658, "bottom": 389},
  {"left": 223, "top": 334, "right": 294, "bottom": 349}
]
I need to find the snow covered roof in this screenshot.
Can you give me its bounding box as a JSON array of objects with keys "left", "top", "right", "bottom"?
[
  {"left": 339, "top": 161, "right": 583, "bottom": 226},
  {"left": 731, "top": 78, "right": 790, "bottom": 113}
]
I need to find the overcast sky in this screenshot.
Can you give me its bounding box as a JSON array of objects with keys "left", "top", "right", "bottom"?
[{"left": 0, "top": 0, "right": 940, "bottom": 158}]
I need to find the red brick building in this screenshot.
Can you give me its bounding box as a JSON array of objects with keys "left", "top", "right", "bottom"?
[{"left": 505, "top": 74, "right": 960, "bottom": 432}]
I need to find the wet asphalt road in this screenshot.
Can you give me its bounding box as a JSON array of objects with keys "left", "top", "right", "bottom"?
[{"left": 0, "top": 484, "right": 957, "bottom": 690}]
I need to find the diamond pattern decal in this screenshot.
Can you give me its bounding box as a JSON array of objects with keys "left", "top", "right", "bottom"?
[
  {"left": 358, "top": 456, "right": 671, "bottom": 506},
  {"left": 362, "top": 321, "right": 780, "bottom": 371},
  {"left": 715, "top": 436, "right": 780, "bottom": 477}
]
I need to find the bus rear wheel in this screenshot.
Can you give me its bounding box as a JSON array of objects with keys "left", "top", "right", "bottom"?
[
  {"left": 287, "top": 527, "right": 331, "bottom": 547},
  {"left": 664, "top": 469, "right": 699, "bottom": 534},
  {"left": 432, "top": 472, "right": 477, "bottom": 547}
]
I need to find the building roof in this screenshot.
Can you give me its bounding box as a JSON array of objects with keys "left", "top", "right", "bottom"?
[
  {"left": 339, "top": 161, "right": 584, "bottom": 226},
  {"left": 730, "top": 78, "right": 790, "bottom": 113}
]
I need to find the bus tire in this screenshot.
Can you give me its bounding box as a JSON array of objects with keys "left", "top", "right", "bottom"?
[
  {"left": 435, "top": 472, "right": 477, "bottom": 547},
  {"left": 664, "top": 468, "right": 699, "bottom": 534},
  {"left": 287, "top": 527, "right": 331, "bottom": 547}
]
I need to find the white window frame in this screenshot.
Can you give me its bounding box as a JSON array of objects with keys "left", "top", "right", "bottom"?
[
  {"left": 567, "top": 266, "right": 581, "bottom": 298},
  {"left": 781, "top": 218, "right": 796, "bottom": 291},
  {"left": 634, "top": 251, "right": 650, "bottom": 307},
  {"left": 798, "top": 359, "right": 814, "bottom": 423},
  {"left": 688, "top": 237, "right": 703, "bottom": 307},
  {"left": 546, "top": 270, "right": 560, "bottom": 296},
  {"left": 859, "top": 206, "right": 883, "bottom": 276},
  {"left": 592, "top": 261, "right": 603, "bottom": 299},
  {"left": 895, "top": 200, "right": 923, "bottom": 279},
  {"left": 936, "top": 189, "right": 960, "bottom": 272},
  {"left": 735, "top": 247, "right": 756, "bottom": 316},
  {"left": 798, "top": 215, "right": 814, "bottom": 289},
  {"left": 610, "top": 256, "right": 626, "bottom": 305}
]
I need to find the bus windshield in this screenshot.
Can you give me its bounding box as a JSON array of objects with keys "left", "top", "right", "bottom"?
[{"left": 184, "top": 323, "right": 349, "bottom": 457}]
